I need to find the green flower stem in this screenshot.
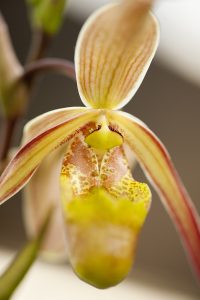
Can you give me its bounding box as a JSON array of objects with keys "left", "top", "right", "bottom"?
[
  {"left": 0, "top": 58, "right": 75, "bottom": 168},
  {"left": 0, "top": 117, "right": 17, "bottom": 168},
  {"left": 0, "top": 6, "right": 72, "bottom": 167},
  {"left": 26, "top": 0, "right": 67, "bottom": 36},
  {"left": 0, "top": 207, "right": 53, "bottom": 300},
  {"left": 26, "top": 29, "right": 52, "bottom": 64}
]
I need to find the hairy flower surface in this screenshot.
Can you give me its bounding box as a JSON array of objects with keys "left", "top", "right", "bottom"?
[{"left": 0, "top": 0, "right": 200, "bottom": 289}]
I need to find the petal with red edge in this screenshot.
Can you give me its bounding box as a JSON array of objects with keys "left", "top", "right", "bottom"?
[
  {"left": 22, "top": 107, "right": 87, "bottom": 143},
  {"left": 0, "top": 108, "right": 99, "bottom": 204},
  {"left": 107, "top": 110, "right": 200, "bottom": 279},
  {"left": 22, "top": 108, "right": 98, "bottom": 262},
  {"left": 22, "top": 107, "right": 89, "bottom": 261}
]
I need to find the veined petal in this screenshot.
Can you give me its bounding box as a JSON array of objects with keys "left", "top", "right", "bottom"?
[
  {"left": 22, "top": 108, "right": 97, "bottom": 261},
  {"left": 0, "top": 109, "right": 99, "bottom": 204},
  {"left": 75, "top": 0, "right": 159, "bottom": 109},
  {"left": 22, "top": 107, "right": 87, "bottom": 143},
  {"left": 107, "top": 110, "right": 200, "bottom": 279}
]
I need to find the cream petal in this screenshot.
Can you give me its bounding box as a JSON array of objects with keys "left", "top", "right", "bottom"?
[
  {"left": 22, "top": 107, "right": 87, "bottom": 143},
  {"left": 75, "top": 0, "right": 159, "bottom": 109},
  {"left": 22, "top": 108, "right": 98, "bottom": 261}
]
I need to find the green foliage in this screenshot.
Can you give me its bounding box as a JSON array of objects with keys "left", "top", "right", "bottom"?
[
  {"left": 26, "top": 0, "right": 67, "bottom": 34},
  {"left": 0, "top": 208, "right": 53, "bottom": 300}
]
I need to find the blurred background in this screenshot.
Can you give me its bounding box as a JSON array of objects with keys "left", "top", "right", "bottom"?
[{"left": 0, "top": 0, "right": 200, "bottom": 298}]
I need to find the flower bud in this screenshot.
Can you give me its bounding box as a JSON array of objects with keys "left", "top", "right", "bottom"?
[
  {"left": 26, "top": 0, "right": 67, "bottom": 35},
  {"left": 0, "top": 14, "right": 28, "bottom": 117}
]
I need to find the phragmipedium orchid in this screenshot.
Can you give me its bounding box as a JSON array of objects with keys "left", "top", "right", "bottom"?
[{"left": 0, "top": 0, "right": 200, "bottom": 289}]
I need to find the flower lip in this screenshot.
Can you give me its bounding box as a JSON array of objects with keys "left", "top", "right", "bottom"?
[
  {"left": 60, "top": 133, "right": 151, "bottom": 288},
  {"left": 65, "top": 187, "right": 150, "bottom": 289}
]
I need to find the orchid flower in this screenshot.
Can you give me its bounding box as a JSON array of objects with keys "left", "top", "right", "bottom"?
[{"left": 0, "top": 0, "right": 200, "bottom": 289}]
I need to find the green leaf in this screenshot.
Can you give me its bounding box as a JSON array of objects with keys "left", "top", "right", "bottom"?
[
  {"left": 26, "top": 0, "right": 67, "bottom": 34},
  {"left": 0, "top": 208, "right": 53, "bottom": 300}
]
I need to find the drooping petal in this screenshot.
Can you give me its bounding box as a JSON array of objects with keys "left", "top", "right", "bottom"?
[
  {"left": 22, "top": 108, "right": 89, "bottom": 261},
  {"left": 107, "top": 110, "right": 200, "bottom": 279},
  {"left": 22, "top": 107, "right": 87, "bottom": 143},
  {"left": 0, "top": 108, "right": 99, "bottom": 204},
  {"left": 75, "top": 0, "right": 159, "bottom": 109}
]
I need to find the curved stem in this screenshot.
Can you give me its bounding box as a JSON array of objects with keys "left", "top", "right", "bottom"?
[
  {"left": 0, "top": 59, "right": 75, "bottom": 167},
  {"left": 0, "top": 206, "right": 54, "bottom": 299},
  {"left": 26, "top": 30, "right": 52, "bottom": 64},
  {"left": 22, "top": 58, "right": 76, "bottom": 86},
  {"left": 0, "top": 117, "right": 17, "bottom": 164}
]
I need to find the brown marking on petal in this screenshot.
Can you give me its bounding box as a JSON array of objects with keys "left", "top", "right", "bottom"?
[
  {"left": 100, "top": 146, "right": 150, "bottom": 205},
  {"left": 60, "top": 133, "right": 99, "bottom": 198},
  {"left": 0, "top": 110, "right": 99, "bottom": 204},
  {"left": 100, "top": 146, "right": 131, "bottom": 188}
]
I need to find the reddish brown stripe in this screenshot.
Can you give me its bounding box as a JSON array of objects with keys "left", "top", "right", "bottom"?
[
  {"left": 112, "top": 114, "right": 200, "bottom": 278},
  {"left": 0, "top": 113, "right": 88, "bottom": 183},
  {"left": 0, "top": 169, "right": 36, "bottom": 203}
]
